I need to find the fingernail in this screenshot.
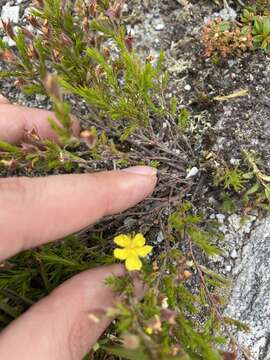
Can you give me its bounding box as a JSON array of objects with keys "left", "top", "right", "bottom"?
[{"left": 122, "top": 166, "right": 157, "bottom": 176}]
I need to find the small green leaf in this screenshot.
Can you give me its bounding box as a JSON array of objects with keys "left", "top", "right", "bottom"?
[
  {"left": 261, "top": 39, "right": 269, "bottom": 51},
  {"left": 170, "top": 96, "right": 177, "bottom": 116},
  {"left": 0, "top": 140, "right": 20, "bottom": 154},
  {"left": 219, "top": 21, "right": 231, "bottom": 32},
  {"left": 263, "top": 17, "right": 270, "bottom": 36},
  {"left": 253, "top": 35, "right": 264, "bottom": 43},
  {"left": 178, "top": 108, "right": 190, "bottom": 131},
  {"left": 104, "top": 346, "right": 150, "bottom": 360},
  {"left": 242, "top": 172, "right": 254, "bottom": 180},
  {"left": 245, "top": 182, "right": 260, "bottom": 196},
  {"left": 265, "top": 187, "right": 270, "bottom": 202},
  {"left": 260, "top": 174, "right": 270, "bottom": 182},
  {"left": 253, "top": 18, "right": 262, "bottom": 34}
]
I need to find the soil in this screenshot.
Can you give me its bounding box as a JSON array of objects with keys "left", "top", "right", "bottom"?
[{"left": 1, "top": 0, "right": 270, "bottom": 358}]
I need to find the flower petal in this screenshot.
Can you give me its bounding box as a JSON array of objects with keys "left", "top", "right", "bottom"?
[
  {"left": 132, "top": 233, "right": 146, "bottom": 247},
  {"left": 114, "top": 234, "right": 131, "bottom": 247},
  {"left": 135, "top": 245, "right": 153, "bottom": 257},
  {"left": 114, "top": 248, "right": 129, "bottom": 260},
  {"left": 125, "top": 254, "right": 142, "bottom": 271}
]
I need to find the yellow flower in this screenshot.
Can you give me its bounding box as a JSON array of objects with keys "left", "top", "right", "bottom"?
[
  {"left": 144, "top": 326, "right": 153, "bottom": 335},
  {"left": 113, "top": 233, "right": 153, "bottom": 271}
]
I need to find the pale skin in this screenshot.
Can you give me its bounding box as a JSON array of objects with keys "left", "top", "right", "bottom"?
[{"left": 0, "top": 94, "right": 157, "bottom": 360}]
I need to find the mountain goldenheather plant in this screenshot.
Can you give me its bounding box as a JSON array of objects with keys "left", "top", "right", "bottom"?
[{"left": 0, "top": 1, "right": 248, "bottom": 359}]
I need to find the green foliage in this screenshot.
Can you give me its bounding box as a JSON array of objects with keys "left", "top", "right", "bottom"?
[
  {"left": 214, "top": 168, "right": 246, "bottom": 193},
  {"left": 0, "top": 235, "right": 95, "bottom": 329},
  {"left": 212, "top": 151, "right": 270, "bottom": 213},
  {"left": 203, "top": 4, "right": 270, "bottom": 58},
  {"left": 0, "top": 1, "right": 247, "bottom": 359},
  {"left": 169, "top": 202, "right": 221, "bottom": 256},
  {"left": 252, "top": 16, "right": 270, "bottom": 50},
  {"left": 0, "top": 0, "right": 168, "bottom": 134},
  {"left": 0, "top": 137, "right": 81, "bottom": 173},
  {"left": 242, "top": 151, "right": 270, "bottom": 210},
  {"left": 104, "top": 262, "right": 226, "bottom": 359},
  {"left": 178, "top": 108, "right": 190, "bottom": 132}
]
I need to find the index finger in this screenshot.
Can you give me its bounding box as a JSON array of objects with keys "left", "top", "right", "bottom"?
[
  {"left": 0, "top": 103, "right": 80, "bottom": 144},
  {"left": 0, "top": 168, "right": 157, "bottom": 261}
]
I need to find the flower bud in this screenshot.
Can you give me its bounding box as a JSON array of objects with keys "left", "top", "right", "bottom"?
[
  {"left": 1, "top": 20, "right": 15, "bottom": 39},
  {"left": 102, "top": 47, "right": 110, "bottom": 59},
  {"left": 60, "top": 32, "right": 73, "bottom": 47},
  {"left": 43, "top": 73, "right": 61, "bottom": 100},
  {"left": 21, "top": 27, "right": 35, "bottom": 39},
  {"left": 146, "top": 55, "right": 154, "bottom": 63},
  {"left": 83, "top": 17, "right": 89, "bottom": 32},
  {"left": 34, "top": 0, "right": 44, "bottom": 8},
  {"left": 105, "top": 0, "right": 124, "bottom": 20},
  {"left": 125, "top": 32, "right": 133, "bottom": 52},
  {"left": 80, "top": 128, "right": 97, "bottom": 149},
  {"left": 14, "top": 78, "right": 26, "bottom": 88},
  {"left": 27, "top": 15, "right": 39, "bottom": 28},
  {"left": 161, "top": 309, "right": 176, "bottom": 325},
  {"left": 27, "top": 43, "right": 39, "bottom": 59},
  {"left": 122, "top": 334, "right": 140, "bottom": 350},
  {"left": 87, "top": 35, "right": 96, "bottom": 47},
  {"left": 95, "top": 64, "right": 104, "bottom": 78},
  {"left": 2, "top": 49, "right": 16, "bottom": 63},
  {"left": 42, "top": 20, "right": 51, "bottom": 39},
  {"left": 89, "top": 0, "right": 97, "bottom": 17},
  {"left": 52, "top": 48, "right": 61, "bottom": 62}
]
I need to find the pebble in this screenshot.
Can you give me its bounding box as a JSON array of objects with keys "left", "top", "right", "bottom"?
[
  {"left": 231, "top": 249, "right": 238, "bottom": 259},
  {"left": 3, "top": 35, "right": 16, "bottom": 47},
  {"left": 228, "top": 214, "right": 242, "bottom": 232},
  {"left": 225, "top": 264, "right": 232, "bottom": 273},
  {"left": 36, "top": 94, "right": 47, "bottom": 102},
  {"left": 186, "top": 166, "right": 199, "bottom": 179},
  {"left": 219, "top": 7, "right": 237, "bottom": 21},
  {"left": 156, "top": 231, "right": 164, "bottom": 244},
  {"left": 216, "top": 213, "right": 226, "bottom": 224},
  {"left": 152, "top": 18, "right": 165, "bottom": 31},
  {"left": 230, "top": 158, "right": 241, "bottom": 166},
  {"left": 228, "top": 59, "right": 237, "bottom": 68}
]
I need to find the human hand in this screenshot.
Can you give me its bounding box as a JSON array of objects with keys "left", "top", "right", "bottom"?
[{"left": 0, "top": 95, "right": 157, "bottom": 360}]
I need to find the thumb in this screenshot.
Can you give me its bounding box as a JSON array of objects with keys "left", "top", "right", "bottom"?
[{"left": 0, "top": 264, "right": 144, "bottom": 360}]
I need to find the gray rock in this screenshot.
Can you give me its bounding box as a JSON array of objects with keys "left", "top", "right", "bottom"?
[
  {"left": 228, "top": 214, "right": 242, "bottom": 232},
  {"left": 35, "top": 94, "right": 47, "bottom": 102},
  {"left": 225, "top": 217, "right": 270, "bottom": 359},
  {"left": 219, "top": 7, "right": 237, "bottom": 21},
  {"left": 3, "top": 35, "right": 16, "bottom": 47},
  {"left": 216, "top": 213, "right": 226, "bottom": 224},
  {"left": 152, "top": 18, "right": 165, "bottom": 31},
  {"left": 156, "top": 231, "right": 164, "bottom": 244},
  {"left": 1, "top": 3, "right": 20, "bottom": 25},
  {"left": 186, "top": 166, "right": 199, "bottom": 179}
]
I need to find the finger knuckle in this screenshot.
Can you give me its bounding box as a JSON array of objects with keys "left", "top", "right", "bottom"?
[
  {"left": 0, "top": 177, "right": 38, "bottom": 249},
  {"left": 0, "top": 176, "right": 28, "bottom": 197}
]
